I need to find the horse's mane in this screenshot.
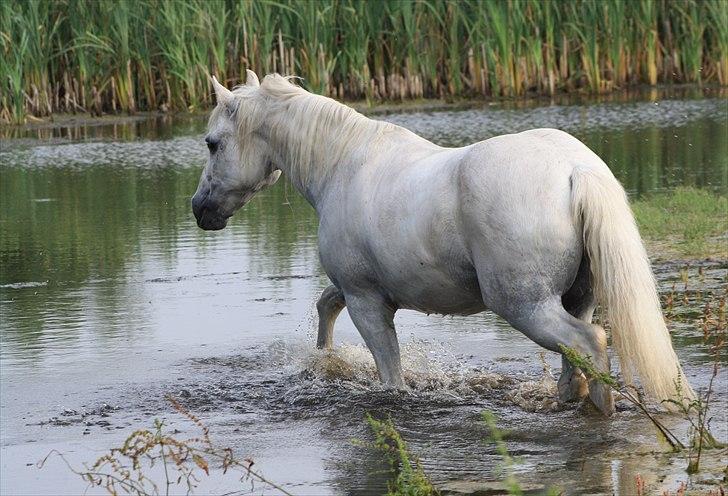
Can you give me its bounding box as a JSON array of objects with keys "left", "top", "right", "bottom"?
[{"left": 225, "top": 74, "right": 396, "bottom": 189}]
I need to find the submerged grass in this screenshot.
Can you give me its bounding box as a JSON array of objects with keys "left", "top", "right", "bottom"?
[
  {"left": 1, "top": 0, "right": 727, "bottom": 123},
  {"left": 631, "top": 188, "right": 728, "bottom": 258}
]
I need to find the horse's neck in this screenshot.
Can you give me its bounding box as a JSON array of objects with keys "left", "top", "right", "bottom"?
[{"left": 263, "top": 95, "right": 401, "bottom": 207}]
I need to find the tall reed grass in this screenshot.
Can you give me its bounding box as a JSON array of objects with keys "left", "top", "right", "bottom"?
[{"left": 1, "top": 0, "right": 726, "bottom": 123}]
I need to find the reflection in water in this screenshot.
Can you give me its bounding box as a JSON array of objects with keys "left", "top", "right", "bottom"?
[{"left": 0, "top": 92, "right": 726, "bottom": 495}]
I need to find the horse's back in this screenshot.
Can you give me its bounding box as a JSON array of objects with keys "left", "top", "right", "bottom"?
[{"left": 461, "top": 128, "right": 606, "bottom": 182}]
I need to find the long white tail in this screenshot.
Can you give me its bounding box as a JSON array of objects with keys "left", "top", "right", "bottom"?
[{"left": 570, "top": 165, "right": 695, "bottom": 406}]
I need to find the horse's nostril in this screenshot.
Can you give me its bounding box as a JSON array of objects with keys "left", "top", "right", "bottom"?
[
  {"left": 191, "top": 192, "right": 208, "bottom": 220},
  {"left": 205, "top": 135, "right": 220, "bottom": 153}
]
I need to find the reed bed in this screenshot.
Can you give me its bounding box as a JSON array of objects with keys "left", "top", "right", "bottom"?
[{"left": 1, "top": 0, "right": 726, "bottom": 123}]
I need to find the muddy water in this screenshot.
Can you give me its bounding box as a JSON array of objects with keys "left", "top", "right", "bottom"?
[{"left": 1, "top": 91, "right": 726, "bottom": 495}]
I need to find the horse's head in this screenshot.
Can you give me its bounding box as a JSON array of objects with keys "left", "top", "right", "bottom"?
[{"left": 191, "top": 70, "right": 281, "bottom": 230}]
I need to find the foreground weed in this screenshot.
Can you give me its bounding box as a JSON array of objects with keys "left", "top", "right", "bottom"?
[
  {"left": 481, "top": 410, "right": 524, "bottom": 495},
  {"left": 567, "top": 335, "right": 724, "bottom": 488},
  {"left": 361, "top": 414, "right": 438, "bottom": 496},
  {"left": 666, "top": 290, "right": 726, "bottom": 473},
  {"left": 560, "top": 344, "right": 684, "bottom": 450},
  {"left": 39, "top": 396, "right": 292, "bottom": 496},
  {"left": 481, "top": 411, "right": 561, "bottom": 496}
]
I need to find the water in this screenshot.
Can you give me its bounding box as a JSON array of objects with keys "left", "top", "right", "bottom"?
[{"left": 1, "top": 91, "right": 726, "bottom": 495}]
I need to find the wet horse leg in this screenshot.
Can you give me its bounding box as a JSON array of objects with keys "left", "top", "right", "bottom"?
[
  {"left": 344, "top": 293, "right": 404, "bottom": 387},
  {"left": 527, "top": 303, "right": 612, "bottom": 415},
  {"left": 316, "top": 285, "right": 346, "bottom": 349},
  {"left": 486, "top": 294, "right": 614, "bottom": 415}
]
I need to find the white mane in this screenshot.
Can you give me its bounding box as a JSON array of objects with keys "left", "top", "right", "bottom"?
[{"left": 224, "top": 74, "right": 397, "bottom": 190}]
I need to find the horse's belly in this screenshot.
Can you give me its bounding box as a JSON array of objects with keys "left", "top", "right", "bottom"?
[
  {"left": 383, "top": 268, "right": 485, "bottom": 316},
  {"left": 398, "top": 293, "right": 486, "bottom": 316}
]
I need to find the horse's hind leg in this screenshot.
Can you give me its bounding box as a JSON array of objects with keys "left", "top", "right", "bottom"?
[
  {"left": 494, "top": 298, "right": 614, "bottom": 415},
  {"left": 316, "top": 285, "right": 345, "bottom": 349},
  {"left": 558, "top": 254, "right": 595, "bottom": 403}
]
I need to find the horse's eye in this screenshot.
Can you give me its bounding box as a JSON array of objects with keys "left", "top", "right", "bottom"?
[{"left": 205, "top": 135, "right": 221, "bottom": 153}]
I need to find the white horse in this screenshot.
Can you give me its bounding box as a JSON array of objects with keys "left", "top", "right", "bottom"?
[{"left": 192, "top": 71, "right": 694, "bottom": 415}]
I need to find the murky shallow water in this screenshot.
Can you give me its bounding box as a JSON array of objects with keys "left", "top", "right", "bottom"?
[{"left": 1, "top": 91, "right": 726, "bottom": 495}]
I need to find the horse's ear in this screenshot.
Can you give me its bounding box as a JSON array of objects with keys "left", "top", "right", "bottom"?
[
  {"left": 211, "top": 75, "right": 233, "bottom": 105},
  {"left": 245, "top": 69, "right": 260, "bottom": 87},
  {"left": 264, "top": 169, "right": 282, "bottom": 186}
]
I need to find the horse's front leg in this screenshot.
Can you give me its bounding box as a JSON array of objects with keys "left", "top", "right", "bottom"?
[
  {"left": 344, "top": 293, "right": 404, "bottom": 388},
  {"left": 316, "top": 285, "right": 345, "bottom": 349}
]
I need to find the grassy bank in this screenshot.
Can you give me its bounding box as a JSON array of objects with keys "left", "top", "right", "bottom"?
[
  {"left": 632, "top": 187, "right": 728, "bottom": 259},
  {"left": 1, "top": 0, "right": 726, "bottom": 123}
]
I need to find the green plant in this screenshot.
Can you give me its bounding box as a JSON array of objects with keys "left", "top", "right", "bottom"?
[
  {"left": 631, "top": 188, "right": 728, "bottom": 258},
  {"left": 481, "top": 410, "right": 524, "bottom": 496},
  {"left": 666, "top": 291, "right": 725, "bottom": 473},
  {"left": 1, "top": 0, "right": 727, "bottom": 122},
  {"left": 481, "top": 411, "right": 562, "bottom": 496},
  {"left": 559, "top": 344, "right": 684, "bottom": 450},
  {"left": 362, "top": 414, "right": 438, "bottom": 496}
]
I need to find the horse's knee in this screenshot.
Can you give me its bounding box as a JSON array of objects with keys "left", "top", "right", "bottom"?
[
  {"left": 505, "top": 302, "right": 602, "bottom": 358},
  {"left": 316, "top": 285, "right": 345, "bottom": 349},
  {"left": 317, "top": 285, "right": 345, "bottom": 314},
  {"left": 580, "top": 323, "right": 608, "bottom": 369},
  {"left": 554, "top": 318, "right": 608, "bottom": 368}
]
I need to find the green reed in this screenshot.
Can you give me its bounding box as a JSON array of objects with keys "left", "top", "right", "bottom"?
[{"left": 1, "top": 0, "right": 726, "bottom": 123}]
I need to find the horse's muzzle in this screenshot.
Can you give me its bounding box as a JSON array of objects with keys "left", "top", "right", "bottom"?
[{"left": 192, "top": 195, "right": 228, "bottom": 231}]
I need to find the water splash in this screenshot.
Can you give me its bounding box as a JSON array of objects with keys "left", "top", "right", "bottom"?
[{"left": 259, "top": 338, "right": 561, "bottom": 413}]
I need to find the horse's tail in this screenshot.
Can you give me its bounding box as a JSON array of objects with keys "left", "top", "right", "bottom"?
[{"left": 570, "top": 165, "right": 695, "bottom": 407}]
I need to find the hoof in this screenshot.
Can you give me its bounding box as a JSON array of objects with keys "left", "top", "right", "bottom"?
[
  {"left": 380, "top": 375, "right": 407, "bottom": 391},
  {"left": 588, "top": 380, "right": 615, "bottom": 416},
  {"left": 558, "top": 368, "right": 589, "bottom": 403}
]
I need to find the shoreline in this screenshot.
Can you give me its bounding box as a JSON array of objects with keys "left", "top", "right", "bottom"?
[{"left": 2, "top": 84, "right": 725, "bottom": 133}]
